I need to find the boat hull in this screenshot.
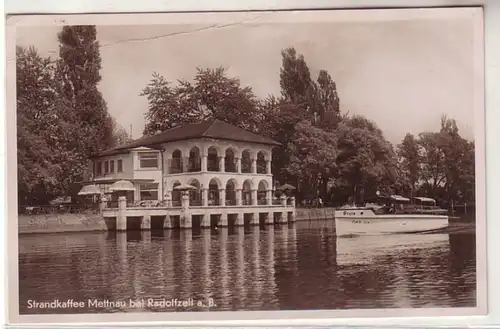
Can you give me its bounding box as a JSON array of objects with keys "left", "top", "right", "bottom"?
[{"left": 334, "top": 208, "right": 449, "bottom": 236}]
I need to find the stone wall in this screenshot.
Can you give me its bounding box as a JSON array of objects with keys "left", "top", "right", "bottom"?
[
  {"left": 295, "top": 207, "right": 336, "bottom": 221},
  {"left": 18, "top": 207, "right": 336, "bottom": 234},
  {"left": 18, "top": 212, "right": 107, "bottom": 234}
]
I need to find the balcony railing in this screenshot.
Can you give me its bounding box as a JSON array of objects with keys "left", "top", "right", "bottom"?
[
  {"left": 106, "top": 201, "right": 119, "bottom": 209},
  {"left": 190, "top": 199, "right": 202, "bottom": 206},
  {"left": 225, "top": 199, "right": 237, "bottom": 206}
]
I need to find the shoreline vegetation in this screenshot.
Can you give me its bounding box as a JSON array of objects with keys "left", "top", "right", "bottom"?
[
  {"left": 17, "top": 208, "right": 475, "bottom": 235},
  {"left": 18, "top": 26, "right": 475, "bottom": 213}
]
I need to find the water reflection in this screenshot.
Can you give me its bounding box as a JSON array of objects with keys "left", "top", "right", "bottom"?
[
  {"left": 336, "top": 233, "right": 451, "bottom": 266},
  {"left": 18, "top": 220, "right": 476, "bottom": 314}
]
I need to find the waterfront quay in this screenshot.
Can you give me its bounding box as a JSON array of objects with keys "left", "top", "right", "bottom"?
[{"left": 100, "top": 194, "right": 296, "bottom": 231}]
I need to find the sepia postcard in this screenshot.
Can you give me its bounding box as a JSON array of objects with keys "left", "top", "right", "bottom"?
[{"left": 5, "top": 6, "right": 487, "bottom": 325}]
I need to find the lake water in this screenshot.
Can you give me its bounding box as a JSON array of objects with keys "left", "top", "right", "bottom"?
[{"left": 18, "top": 220, "right": 476, "bottom": 314}]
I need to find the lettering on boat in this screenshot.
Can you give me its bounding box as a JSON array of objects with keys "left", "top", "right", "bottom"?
[
  {"left": 343, "top": 211, "right": 356, "bottom": 216},
  {"left": 352, "top": 220, "right": 371, "bottom": 224}
]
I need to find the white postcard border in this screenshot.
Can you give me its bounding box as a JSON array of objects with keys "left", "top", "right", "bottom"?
[{"left": 4, "top": 5, "right": 491, "bottom": 327}]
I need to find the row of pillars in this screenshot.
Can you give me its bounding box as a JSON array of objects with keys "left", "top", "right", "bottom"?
[
  {"left": 170, "top": 155, "right": 272, "bottom": 175},
  {"left": 164, "top": 190, "right": 294, "bottom": 207},
  {"left": 113, "top": 194, "right": 295, "bottom": 231}
]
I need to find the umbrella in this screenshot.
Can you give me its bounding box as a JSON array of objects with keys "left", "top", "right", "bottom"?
[
  {"left": 277, "top": 184, "right": 296, "bottom": 191},
  {"left": 78, "top": 184, "right": 102, "bottom": 196},
  {"left": 109, "top": 180, "right": 135, "bottom": 192},
  {"left": 174, "top": 184, "right": 197, "bottom": 191},
  {"left": 49, "top": 196, "right": 72, "bottom": 205}
]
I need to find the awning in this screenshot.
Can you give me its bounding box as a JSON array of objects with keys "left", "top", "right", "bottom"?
[
  {"left": 390, "top": 195, "right": 410, "bottom": 202},
  {"left": 413, "top": 196, "right": 436, "bottom": 203},
  {"left": 77, "top": 178, "right": 154, "bottom": 185},
  {"left": 77, "top": 184, "right": 102, "bottom": 195},
  {"left": 109, "top": 180, "right": 135, "bottom": 192}
]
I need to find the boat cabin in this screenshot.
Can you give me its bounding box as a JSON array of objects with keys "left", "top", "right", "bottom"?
[
  {"left": 367, "top": 195, "right": 446, "bottom": 215},
  {"left": 367, "top": 195, "right": 410, "bottom": 214}
]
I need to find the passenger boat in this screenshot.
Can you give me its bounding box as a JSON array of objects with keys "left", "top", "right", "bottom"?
[{"left": 334, "top": 194, "right": 449, "bottom": 236}]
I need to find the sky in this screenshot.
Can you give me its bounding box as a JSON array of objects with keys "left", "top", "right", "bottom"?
[{"left": 15, "top": 12, "right": 480, "bottom": 144}]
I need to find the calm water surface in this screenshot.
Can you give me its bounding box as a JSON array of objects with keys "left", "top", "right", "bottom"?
[{"left": 18, "top": 220, "right": 476, "bottom": 314}]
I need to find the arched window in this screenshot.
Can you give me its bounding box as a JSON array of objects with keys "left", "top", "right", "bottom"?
[
  {"left": 242, "top": 180, "right": 253, "bottom": 205},
  {"left": 256, "top": 151, "right": 267, "bottom": 174},
  {"left": 188, "top": 147, "right": 201, "bottom": 172},
  {"left": 241, "top": 150, "right": 252, "bottom": 173},
  {"left": 208, "top": 178, "right": 221, "bottom": 206},
  {"left": 225, "top": 148, "right": 236, "bottom": 172},
  {"left": 188, "top": 179, "right": 202, "bottom": 206},
  {"left": 171, "top": 150, "right": 183, "bottom": 174},
  {"left": 226, "top": 179, "right": 237, "bottom": 205},
  {"left": 172, "top": 181, "right": 181, "bottom": 206},
  {"left": 257, "top": 180, "right": 268, "bottom": 205},
  {"left": 207, "top": 147, "right": 219, "bottom": 172}
]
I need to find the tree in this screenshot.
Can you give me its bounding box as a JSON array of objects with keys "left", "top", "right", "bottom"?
[
  {"left": 56, "top": 25, "right": 115, "bottom": 157},
  {"left": 417, "top": 131, "right": 445, "bottom": 196},
  {"left": 111, "top": 118, "right": 132, "bottom": 146},
  {"left": 17, "top": 46, "right": 85, "bottom": 205},
  {"left": 437, "top": 115, "right": 475, "bottom": 203},
  {"left": 396, "top": 133, "right": 421, "bottom": 197},
  {"left": 279, "top": 48, "right": 341, "bottom": 128},
  {"left": 142, "top": 67, "right": 261, "bottom": 135},
  {"left": 279, "top": 47, "right": 314, "bottom": 108},
  {"left": 334, "top": 116, "right": 397, "bottom": 205},
  {"left": 17, "top": 26, "right": 126, "bottom": 206},
  {"left": 316, "top": 70, "right": 341, "bottom": 129},
  {"left": 17, "top": 46, "right": 59, "bottom": 205},
  {"left": 286, "top": 120, "right": 338, "bottom": 201}
]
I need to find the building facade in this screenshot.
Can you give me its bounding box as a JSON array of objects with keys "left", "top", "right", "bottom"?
[
  {"left": 91, "top": 120, "right": 278, "bottom": 207},
  {"left": 88, "top": 120, "right": 295, "bottom": 230}
]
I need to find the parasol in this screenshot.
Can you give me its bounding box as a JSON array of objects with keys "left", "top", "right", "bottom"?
[
  {"left": 174, "top": 184, "right": 197, "bottom": 191},
  {"left": 78, "top": 184, "right": 102, "bottom": 196},
  {"left": 109, "top": 180, "right": 135, "bottom": 192},
  {"left": 276, "top": 184, "right": 296, "bottom": 191}
]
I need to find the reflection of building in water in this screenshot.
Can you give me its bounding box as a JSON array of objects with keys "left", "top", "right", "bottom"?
[
  {"left": 201, "top": 229, "right": 213, "bottom": 300},
  {"left": 251, "top": 226, "right": 262, "bottom": 301},
  {"left": 287, "top": 225, "right": 298, "bottom": 273},
  {"left": 235, "top": 226, "right": 247, "bottom": 307},
  {"left": 116, "top": 231, "right": 129, "bottom": 284},
  {"left": 219, "top": 228, "right": 230, "bottom": 308},
  {"left": 274, "top": 224, "right": 340, "bottom": 310},
  {"left": 181, "top": 230, "right": 193, "bottom": 299},
  {"left": 18, "top": 226, "right": 477, "bottom": 313},
  {"left": 264, "top": 226, "right": 278, "bottom": 307}
]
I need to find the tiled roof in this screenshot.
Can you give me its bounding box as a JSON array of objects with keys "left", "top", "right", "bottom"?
[{"left": 93, "top": 119, "right": 280, "bottom": 158}]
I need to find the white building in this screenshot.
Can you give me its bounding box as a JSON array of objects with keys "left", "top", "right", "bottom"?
[{"left": 89, "top": 119, "right": 295, "bottom": 230}]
